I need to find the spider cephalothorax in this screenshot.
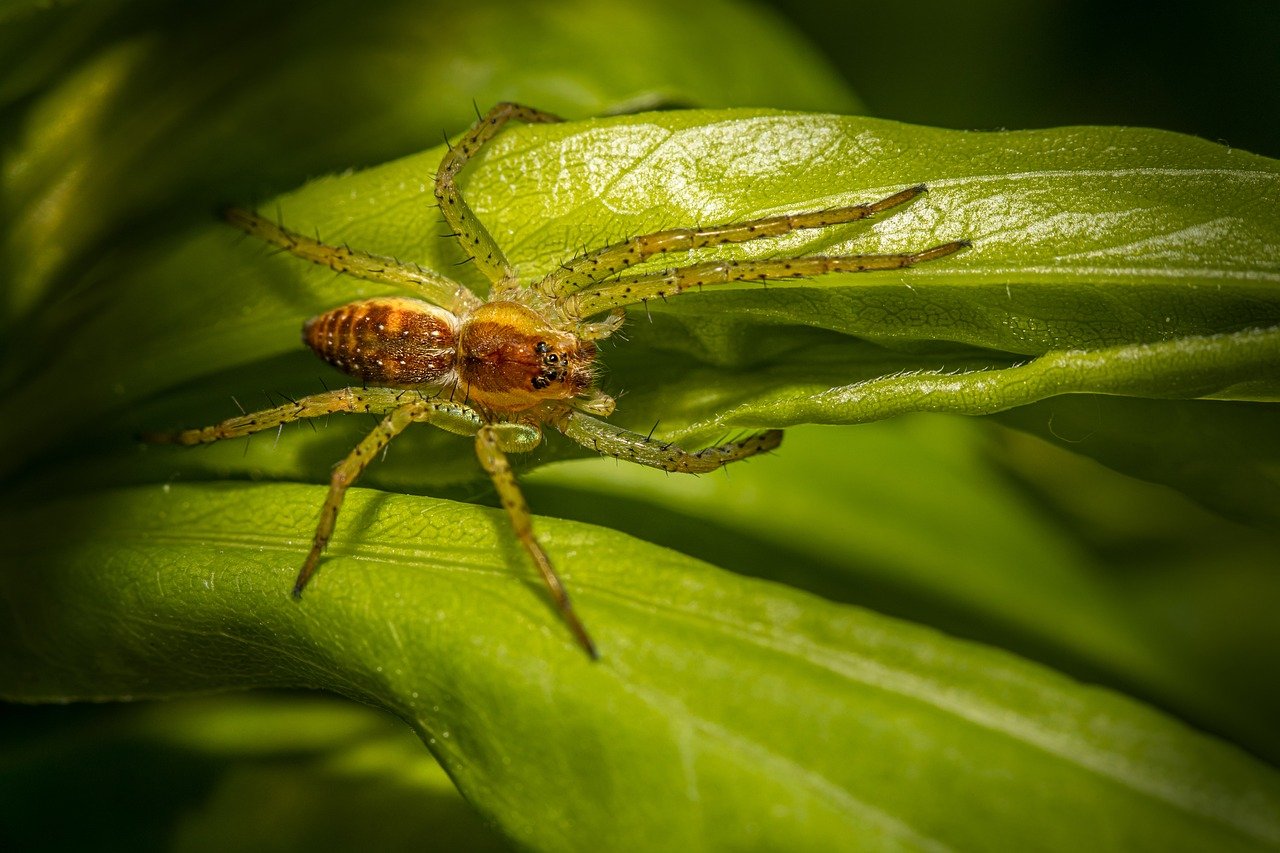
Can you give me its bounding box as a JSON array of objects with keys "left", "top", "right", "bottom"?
[
  {"left": 454, "top": 301, "right": 599, "bottom": 411},
  {"left": 147, "top": 103, "right": 969, "bottom": 658}
]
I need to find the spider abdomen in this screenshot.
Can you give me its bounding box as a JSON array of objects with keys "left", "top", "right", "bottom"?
[{"left": 304, "top": 296, "right": 458, "bottom": 386}]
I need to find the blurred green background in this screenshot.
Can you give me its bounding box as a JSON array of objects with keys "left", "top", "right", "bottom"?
[{"left": 775, "top": 0, "right": 1280, "bottom": 158}]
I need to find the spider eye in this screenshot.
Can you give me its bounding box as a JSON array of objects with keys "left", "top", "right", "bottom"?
[
  {"left": 535, "top": 341, "right": 549, "bottom": 354},
  {"left": 546, "top": 353, "right": 559, "bottom": 364}
]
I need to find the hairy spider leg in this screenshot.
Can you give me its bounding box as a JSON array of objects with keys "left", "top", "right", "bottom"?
[
  {"left": 537, "top": 184, "right": 927, "bottom": 298},
  {"left": 145, "top": 385, "right": 601, "bottom": 655},
  {"left": 474, "top": 423, "right": 598, "bottom": 659},
  {"left": 293, "top": 404, "right": 422, "bottom": 595},
  {"left": 557, "top": 411, "right": 783, "bottom": 473},
  {"left": 223, "top": 208, "right": 480, "bottom": 313},
  {"left": 156, "top": 104, "right": 972, "bottom": 659},
  {"left": 141, "top": 388, "right": 439, "bottom": 444},
  {"left": 434, "top": 102, "right": 563, "bottom": 288},
  {"left": 561, "top": 240, "right": 971, "bottom": 319},
  {"left": 145, "top": 389, "right": 498, "bottom": 591}
]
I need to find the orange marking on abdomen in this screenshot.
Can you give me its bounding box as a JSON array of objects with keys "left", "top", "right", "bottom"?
[{"left": 304, "top": 297, "right": 458, "bottom": 386}]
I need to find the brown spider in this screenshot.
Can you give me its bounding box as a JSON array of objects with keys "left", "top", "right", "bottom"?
[{"left": 146, "top": 103, "right": 969, "bottom": 659}]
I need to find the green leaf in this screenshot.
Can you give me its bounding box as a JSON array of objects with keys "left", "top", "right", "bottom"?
[
  {"left": 525, "top": 418, "right": 1280, "bottom": 765},
  {"left": 4, "top": 5, "right": 1280, "bottom": 848},
  {"left": 7, "top": 112, "right": 1277, "bottom": 516},
  {"left": 3, "top": 484, "right": 1279, "bottom": 851}
]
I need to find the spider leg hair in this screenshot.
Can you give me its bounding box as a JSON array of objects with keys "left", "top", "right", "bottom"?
[
  {"left": 557, "top": 410, "right": 782, "bottom": 473},
  {"left": 473, "top": 423, "right": 599, "bottom": 659},
  {"left": 142, "top": 388, "right": 417, "bottom": 445},
  {"left": 293, "top": 403, "right": 419, "bottom": 596},
  {"left": 435, "top": 102, "right": 562, "bottom": 288},
  {"left": 223, "top": 207, "right": 481, "bottom": 313},
  {"left": 290, "top": 398, "right": 487, "bottom": 595},
  {"left": 560, "top": 239, "right": 970, "bottom": 319},
  {"left": 288, "top": 397, "right": 486, "bottom": 591},
  {"left": 537, "top": 184, "right": 929, "bottom": 298}
]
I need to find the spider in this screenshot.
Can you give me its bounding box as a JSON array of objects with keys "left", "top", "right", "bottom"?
[{"left": 146, "top": 103, "right": 970, "bottom": 659}]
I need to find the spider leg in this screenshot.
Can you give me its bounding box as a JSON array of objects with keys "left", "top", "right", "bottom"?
[
  {"left": 560, "top": 239, "right": 970, "bottom": 320},
  {"left": 474, "top": 423, "right": 598, "bottom": 659},
  {"left": 223, "top": 208, "right": 481, "bottom": 313},
  {"left": 537, "top": 184, "right": 927, "bottom": 298},
  {"left": 142, "top": 388, "right": 414, "bottom": 444},
  {"left": 557, "top": 410, "right": 783, "bottom": 473},
  {"left": 291, "top": 397, "right": 491, "bottom": 595},
  {"left": 143, "top": 387, "right": 487, "bottom": 445},
  {"left": 293, "top": 402, "right": 423, "bottom": 595},
  {"left": 436, "top": 102, "right": 562, "bottom": 289},
  {"left": 146, "top": 390, "right": 495, "bottom": 596}
]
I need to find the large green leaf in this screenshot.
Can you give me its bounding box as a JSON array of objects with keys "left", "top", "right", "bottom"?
[
  {"left": 3, "top": 483, "right": 1279, "bottom": 851},
  {"left": 4, "top": 3, "right": 1280, "bottom": 848},
  {"left": 525, "top": 419, "right": 1280, "bottom": 765},
  {"left": 6, "top": 112, "right": 1277, "bottom": 512}
]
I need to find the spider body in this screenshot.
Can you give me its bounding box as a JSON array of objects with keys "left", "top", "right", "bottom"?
[
  {"left": 304, "top": 297, "right": 597, "bottom": 412},
  {"left": 147, "top": 103, "right": 970, "bottom": 659}
]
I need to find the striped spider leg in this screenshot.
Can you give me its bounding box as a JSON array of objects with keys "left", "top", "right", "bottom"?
[{"left": 147, "top": 102, "right": 968, "bottom": 659}]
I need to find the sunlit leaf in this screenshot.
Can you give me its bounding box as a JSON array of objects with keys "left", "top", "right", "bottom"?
[
  {"left": 3, "top": 484, "right": 1279, "bottom": 850},
  {"left": 8, "top": 112, "right": 1275, "bottom": 517}
]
